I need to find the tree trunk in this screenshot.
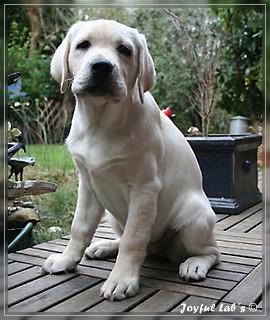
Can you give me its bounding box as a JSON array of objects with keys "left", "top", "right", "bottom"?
[
  {"left": 26, "top": 8, "right": 41, "bottom": 58},
  {"left": 201, "top": 115, "right": 210, "bottom": 136}
]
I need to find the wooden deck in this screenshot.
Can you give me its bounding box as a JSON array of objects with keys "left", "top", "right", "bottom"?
[{"left": 7, "top": 175, "right": 264, "bottom": 315}]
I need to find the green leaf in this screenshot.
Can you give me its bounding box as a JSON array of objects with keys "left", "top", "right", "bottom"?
[{"left": 10, "top": 128, "right": 22, "bottom": 138}]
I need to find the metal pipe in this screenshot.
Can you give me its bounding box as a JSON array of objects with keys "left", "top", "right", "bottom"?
[{"left": 8, "top": 221, "right": 33, "bottom": 252}]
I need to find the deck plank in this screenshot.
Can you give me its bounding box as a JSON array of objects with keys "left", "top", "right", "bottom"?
[
  {"left": 207, "top": 269, "right": 246, "bottom": 282},
  {"left": 222, "top": 263, "right": 262, "bottom": 305},
  {"left": 140, "top": 267, "right": 237, "bottom": 291},
  {"left": 219, "top": 252, "right": 261, "bottom": 266},
  {"left": 8, "top": 252, "right": 46, "bottom": 266},
  {"left": 7, "top": 201, "right": 263, "bottom": 314},
  {"left": 215, "top": 231, "right": 262, "bottom": 243},
  {"left": 131, "top": 290, "right": 186, "bottom": 312},
  {"left": 86, "top": 286, "right": 158, "bottom": 312},
  {"left": 217, "top": 240, "right": 261, "bottom": 252},
  {"left": 9, "top": 273, "right": 77, "bottom": 306},
  {"left": 248, "top": 223, "right": 262, "bottom": 236},
  {"left": 218, "top": 246, "right": 261, "bottom": 259},
  {"left": 8, "top": 266, "right": 42, "bottom": 289},
  {"left": 9, "top": 275, "right": 101, "bottom": 312},
  {"left": 228, "top": 210, "right": 262, "bottom": 233},
  {"left": 8, "top": 261, "right": 33, "bottom": 275},
  {"left": 45, "top": 281, "right": 104, "bottom": 312},
  {"left": 216, "top": 203, "right": 262, "bottom": 231},
  {"left": 212, "top": 261, "right": 254, "bottom": 274}
]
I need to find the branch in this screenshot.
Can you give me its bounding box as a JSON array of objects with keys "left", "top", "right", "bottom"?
[{"left": 26, "top": 8, "right": 41, "bottom": 58}]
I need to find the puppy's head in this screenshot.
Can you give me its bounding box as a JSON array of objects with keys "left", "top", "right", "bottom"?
[{"left": 51, "top": 19, "right": 156, "bottom": 103}]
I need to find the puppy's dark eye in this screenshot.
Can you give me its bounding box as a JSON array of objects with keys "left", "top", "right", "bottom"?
[
  {"left": 76, "top": 40, "right": 91, "bottom": 50},
  {"left": 117, "top": 44, "right": 131, "bottom": 56}
]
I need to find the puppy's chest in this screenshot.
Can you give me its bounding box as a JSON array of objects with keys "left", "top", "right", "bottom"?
[
  {"left": 70, "top": 135, "right": 132, "bottom": 176},
  {"left": 68, "top": 135, "right": 133, "bottom": 210}
]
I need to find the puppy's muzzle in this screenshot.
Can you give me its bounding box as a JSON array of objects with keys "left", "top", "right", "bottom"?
[{"left": 84, "top": 58, "right": 115, "bottom": 96}]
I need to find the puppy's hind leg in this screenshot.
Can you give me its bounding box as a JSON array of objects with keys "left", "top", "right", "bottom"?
[
  {"left": 178, "top": 212, "right": 220, "bottom": 281},
  {"left": 85, "top": 238, "right": 120, "bottom": 259},
  {"left": 85, "top": 212, "right": 122, "bottom": 260}
]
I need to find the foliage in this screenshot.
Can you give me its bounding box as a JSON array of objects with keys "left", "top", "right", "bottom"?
[
  {"left": 21, "top": 144, "right": 77, "bottom": 244},
  {"left": 8, "top": 21, "right": 59, "bottom": 100},
  {"left": 7, "top": 7, "right": 263, "bottom": 136},
  {"left": 8, "top": 121, "right": 22, "bottom": 142},
  {"left": 163, "top": 8, "right": 225, "bottom": 135},
  {"left": 25, "top": 143, "right": 75, "bottom": 172},
  {"left": 132, "top": 8, "right": 199, "bottom": 131},
  {"left": 32, "top": 186, "right": 76, "bottom": 244},
  {"left": 214, "top": 7, "right": 263, "bottom": 124}
]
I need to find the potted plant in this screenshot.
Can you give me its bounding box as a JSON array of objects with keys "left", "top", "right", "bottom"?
[{"left": 164, "top": 8, "right": 262, "bottom": 214}]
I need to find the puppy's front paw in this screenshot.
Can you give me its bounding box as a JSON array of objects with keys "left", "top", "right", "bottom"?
[
  {"left": 43, "top": 254, "right": 77, "bottom": 274},
  {"left": 100, "top": 275, "right": 139, "bottom": 301}
]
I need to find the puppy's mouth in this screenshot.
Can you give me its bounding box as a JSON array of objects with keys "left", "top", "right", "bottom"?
[{"left": 86, "top": 83, "right": 113, "bottom": 96}]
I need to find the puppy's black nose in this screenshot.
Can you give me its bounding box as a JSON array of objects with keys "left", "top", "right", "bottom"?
[{"left": 90, "top": 59, "right": 114, "bottom": 76}]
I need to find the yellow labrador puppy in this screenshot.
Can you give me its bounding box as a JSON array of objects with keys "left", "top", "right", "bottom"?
[{"left": 43, "top": 19, "right": 220, "bottom": 301}]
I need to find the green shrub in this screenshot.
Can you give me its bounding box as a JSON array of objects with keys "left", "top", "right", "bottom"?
[{"left": 8, "top": 21, "right": 59, "bottom": 100}]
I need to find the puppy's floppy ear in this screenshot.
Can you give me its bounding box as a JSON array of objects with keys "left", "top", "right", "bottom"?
[
  {"left": 50, "top": 33, "right": 71, "bottom": 94},
  {"left": 137, "top": 34, "right": 156, "bottom": 104}
]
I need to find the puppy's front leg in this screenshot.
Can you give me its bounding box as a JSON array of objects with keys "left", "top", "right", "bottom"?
[
  {"left": 100, "top": 180, "right": 161, "bottom": 301},
  {"left": 43, "top": 172, "right": 104, "bottom": 274}
]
